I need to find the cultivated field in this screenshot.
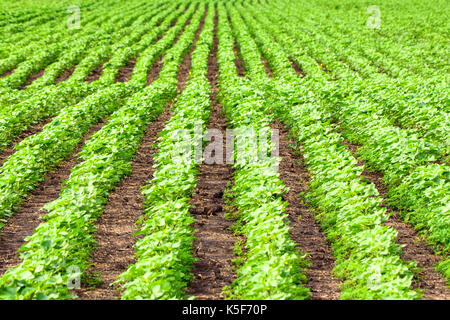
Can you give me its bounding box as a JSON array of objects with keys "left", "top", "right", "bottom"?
[{"left": 0, "top": 0, "right": 448, "bottom": 300}]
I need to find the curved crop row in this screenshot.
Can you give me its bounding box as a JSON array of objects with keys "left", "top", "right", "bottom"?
[
  {"left": 0, "top": 0, "right": 135, "bottom": 79},
  {"left": 9, "top": 2, "right": 163, "bottom": 98},
  {"left": 249, "top": 2, "right": 450, "bottom": 261},
  {"left": 117, "top": 4, "right": 213, "bottom": 299},
  {"left": 255, "top": 1, "right": 449, "bottom": 155},
  {"left": 0, "top": 11, "right": 109, "bottom": 91},
  {"left": 0, "top": 1, "right": 203, "bottom": 301},
  {"left": 0, "top": 2, "right": 179, "bottom": 152},
  {"left": 0, "top": 0, "right": 171, "bottom": 108},
  {"left": 0, "top": 5, "right": 151, "bottom": 108},
  {"left": 217, "top": 3, "right": 310, "bottom": 300},
  {"left": 0, "top": 1, "right": 197, "bottom": 229},
  {"left": 233, "top": 1, "right": 419, "bottom": 299}
]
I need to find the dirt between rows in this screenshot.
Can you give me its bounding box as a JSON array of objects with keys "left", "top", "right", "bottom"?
[
  {"left": 261, "top": 56, "right": 273, "bottom": 78},
  {"left": 86, "top": 62, "right": 106, "bottom": 83},
  {"left": 0, "top": 65, "right": 77, "bottom": 166},
  {"left": 111, "top": 7, "right": 187, "bottom": 86},
  {"left": 147, "top": 57, "right": 163, "bottom": 86},
  {"left": 0, "top": 68, "right": 16, "bottom": 78},
  {"left": 186, "top": 13, "right": 236, "bottom": 299},
  {"left": 2, "top": 5, "right": 444, "bottom": 301},
  {"left": 233, "top": 41, "right": 245, "bottom": 77},
  {"left": 289, "top": 58, "right": 306, "bottom": 78},
  {"left": 20, "top": 69, "right": 45, "bottom": 89},
  {"left": 343, "top": 142, "right": 449, "bottom": 300},
  {"left": 75, "top": 106, "right": 174, "bottom": 300},
  {"left": 0, "top": 118, "right": 53, "bottom": 167},
  {"left": 76, "top": 6, "right": 207, "bottom": 300},
  {"left": 272, "top": 120, "right": 341, "bottom": 300},
  {"left": 115, "top": 58, "right": 137, "bottom": 83},
  {"left": 173, "top": 6, "right": 200, "bottom": 92},
  {"left": 269, "top": 29, "right": 448, "bottom": 298},
  {"left": 56, "top": 67, "right": 75, "bottom": 84},
  {"left": 0, "top": 120, "right": 106, "bottom": 277}
]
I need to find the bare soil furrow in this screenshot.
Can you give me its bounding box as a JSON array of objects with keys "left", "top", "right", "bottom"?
[
  {"left": 261, "top": 56, "right": 273, "bottom": 78},
  {"left": 86, "top": 63, "right": 106, "bottom": 83},
  {"left": 289, "top": 58, "right": 306, "bottom": 77},
  {"left": 343, "top": 141, "right": 449, "bottom": 300},
  {"left": 20, "top": 69, "right": 45, "bottom": 89},
  {"left": 0, "top": 68, "right": 16, "bottom": 79},
  {"left": 272, "top": 120, "right": 341, "bottom": 300},
  {"left": 56, "top": 67, "right": 75, "bottom": 84},
  {"left": 186, "top": 12, "right": 236, "bottom": 300},
  {"left": 75, "top": 106, "right": 174, "bottom": 300},
  {"left": 0, "top": 120, "right": 106, "bottom": 277},
  {"left": 115, "top": 58, "right": 137, "bottom": 83},
  {"left": 75, "top": 8, "right": 206, "bottom": 300}
]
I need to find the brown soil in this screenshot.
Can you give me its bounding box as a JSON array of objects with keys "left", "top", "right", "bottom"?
[
  {"left": 75, "top": 9, "right": 206, "bottom": 300},
  {"left": 0, "top": 120, "right": 106, "bottom": 277},
  {"left": 144, "top": 4, "right": 190, "bottom": 86},
  {"left": 225, "top": 14, "right": 244, "bottom": 77},
  {"left": 0, "top": 68, "right": 15, "bottom": 78},
  {"left": 290, "top": 58, "right": 306, "bottom": 77},
  {"left": 147, "top": 57, "right": 163, "bottom": 86},
  {"left": 144, "top": 14, "right": 181, "bottom": 87},
  {"left": 343, "top": 142, "right": 450, "bottom": 300},
  {"left": 262, "top": 56, "right": 273, "bottom": 78},
  {"left": 55, "top": 67, "right": 75, "bottom": 84},
  {"left": 272, "top": 121, "right": 341, "bottom": 300},
  {"left": 115, "top": 58, "right": 137, "bottom": 83},
  {"left": 75, "top": 107, "right": 174, "bottom": 300},
  {"left": 173, "top": 6, "right": 205, "bottom": 92},
  {"left": 0, "top": 118, "right": 53, "bottom": 167},
  {"left": 86, "top": 63, "right": 106, "bottom": 83},
  {"left": 233, "top": 41, "right": 245, "bottom": 77},
  {"left": 20, "top": 69, "right": 45, "bottom": 89},
  {"left": 186, "top": 12, "right": 236, "bottom": 300}
]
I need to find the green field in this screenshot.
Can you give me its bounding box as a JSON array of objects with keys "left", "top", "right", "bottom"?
[{"left": 0, "top": 0, "right": 448, "bottom": 300}]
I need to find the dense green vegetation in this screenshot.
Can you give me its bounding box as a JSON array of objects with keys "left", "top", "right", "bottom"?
[{"left": 0, "top": 0, "right": 447, "bottom": 300}]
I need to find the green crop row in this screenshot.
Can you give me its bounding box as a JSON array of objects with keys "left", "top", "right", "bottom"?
[
  {"left": 0, "top": 0, "right": 130, "bottom": 74},
  {"left": 266, "top": 0, "right": 448, "bottom": 81},
  {"left": 0, "top": 2, "right": 179, "bottom": 152},
  {"left": 249, "top": 1, "right": 450, "bottom": 264},
  {"left": 0, "top": 0, "right": 169, "bottom": 108},
  {"left": 118, "top": 4, "right": 213, "bottom": 299},
  {"left": 0, "top": 10, "right": 109, "bottom": 91},
  {"left": 217, "top": 3, "right": 310, "bottom": 300},
  {"left": 232, "top": 1, "right": 419, "bottom": 299},
  {"left": 0, "top": 1, "right": 203, "bottom": 300},
  {"left": 256, "top": 0, "right": 449, "bottom": 155}
]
